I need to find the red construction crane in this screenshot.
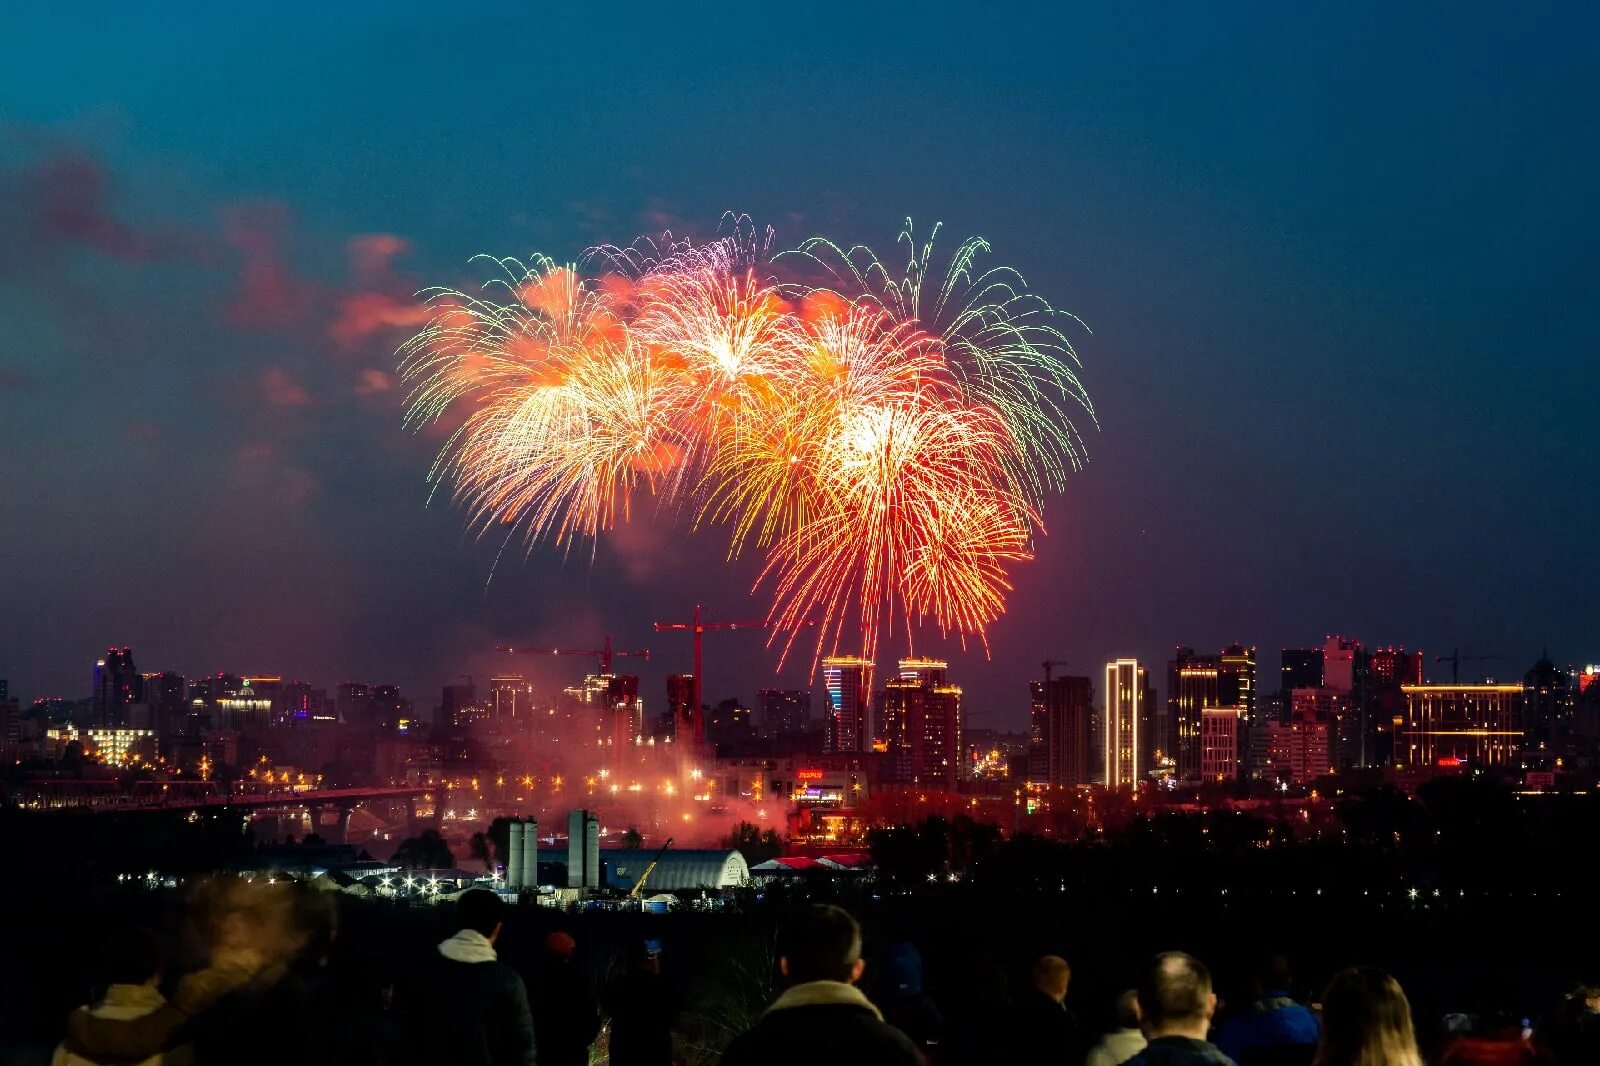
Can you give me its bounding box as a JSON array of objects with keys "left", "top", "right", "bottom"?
[
  {"left": 501, "top": 635, "right": 650, "bottom": 676},
  {"left": 653, "top": 605, "right": 815, "bottom": 742}
]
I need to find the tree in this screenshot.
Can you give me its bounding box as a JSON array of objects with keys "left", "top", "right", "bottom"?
[
  {"left": 469, "top": 831, "right": 493, "bottom": 873},
  {"left": 393, "top": 828, "right": 454, "bottom": 870},
  {"left": 724, "top": 821, "right": 783, "bottom": 865}
]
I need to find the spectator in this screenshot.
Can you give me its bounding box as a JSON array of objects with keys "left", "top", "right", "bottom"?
[
  {"left": 1312, "top": 966, "right": 1420, "bottom": 1066},
  {"left": 1541, "top": 985, "right": 1600, "bottom": 1064},
  {"left": 603, "top": 939, "right": 678, "bottom": 1066},
  {"left": 1123, "top": 953, "right": 1234, "bottom": 1066},
  {"left": 1215, "top": 955, "right": 1320, "bottom": 1066},
  {"left": 721, "top": 904, "right": 921, "bottom": 1066},
  {"left": 1086, "top": 990, "right": 1149, "bottom": 1066},
  {"left": 1016, "top": 955, "right": 1082, "bottom": 1063},
  {"left": 401, "top": 889, "right": 536, "bottom": 1066},
  {"left": 55, "top": 928, "right": 187, "bottom": 1066},
  {"left": 532, "top": 932, "right": 601, "bottom": 1066},
  {"left": 875, "top": 942, "right": 943, "bottom": 1061}
]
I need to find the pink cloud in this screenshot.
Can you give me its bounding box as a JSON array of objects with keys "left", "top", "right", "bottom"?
[
  {"left": 222, "top": 201, "right": 316, "bottom": 328},
  {"left": 0, "top": 368, "right": 30, "bottom": 391},
  {"left": 328, "top": 291, "right": 431, "bottom": 347},
  {"left": 260, "top": 366, "right": 313, "bottom": 408},
  {"left": 28, "top": 153, "right": 169, "bottom": 261},
  {"left": 125, "top": 420, "right": 166, "bottom": 443},
  {"left": 354, "top": 368, "right": 397, "bottom": 396},
  {"left": 348, "top": 233, "right": 409, "bottom": 284}
]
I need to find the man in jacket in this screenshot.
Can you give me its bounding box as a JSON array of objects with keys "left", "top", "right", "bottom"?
[
  {"left": 1122, "top": 953, "right": 1235, "bottom": 1066},
  {"left": 1015, "top": 955, "right": 1081, "bottom": 1063},
  {"left": 406, "top": 889, "right": 536, "bottom": 1066},
  {"left": 531, "top": 932, "right": 600, "bottom": 1066},
  {"left": 1214, "top": 956, "right": 1318, "bottom": 1066},
  {"left": 721, "top": 905, "right": 921, "bottom": 1066}
]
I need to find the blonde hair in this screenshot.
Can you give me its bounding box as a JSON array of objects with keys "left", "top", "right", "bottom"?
[{"left": 1314, "top": 967, "right": 1422, "bottom": 1066}]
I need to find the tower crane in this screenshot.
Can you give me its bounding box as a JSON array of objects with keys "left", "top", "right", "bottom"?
[
  {"left": 1042, "top": 659, "right": 1070, "bottom": 686},
  {"left": 653, "top": 605, "right": 815, "bottom": 743},
  {"left": 1435, "top": 648, "right": 1505, "bottom": 684},
  {"left": 501, "top": 635, "right": 650, "bottom": 676}
]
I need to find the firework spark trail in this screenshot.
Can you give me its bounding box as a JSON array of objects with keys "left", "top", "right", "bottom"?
[{"left": 400, "top": 219, "right": 1091, "bottom": 670}]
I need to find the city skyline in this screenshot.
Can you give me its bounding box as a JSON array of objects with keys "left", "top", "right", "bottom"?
[{"left": 3, "top": 5, "right": 1596, "bottom": 724}]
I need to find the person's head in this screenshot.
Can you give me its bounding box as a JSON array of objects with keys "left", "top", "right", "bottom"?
[
  {"left": 1114, "top": 989, "right": 1142, "bottom": 1030},
  {"left": 103, "top": 928, "right": 161, "bottom": 989},
  {"left": 1255, "top": 953, "right": 1294, "bottom": 996},
  {"left": 1031, "top": 955, "right": 1071, "bottom": 1003},
  {"left": 456, "top": 889, "right": 504, "bottom": 943},
  {"left": 778, "top": 904, "right": 864, "bottom": 985},
  {"left": 1136, "top": 952, "right": 1216, "bottom": 1040},
  {"left": 1314, "top": 966, "right": 1421, "bottom": 1066}
]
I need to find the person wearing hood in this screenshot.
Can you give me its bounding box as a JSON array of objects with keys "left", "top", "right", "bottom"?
[
  {"left": 721, "top": 905, "right": 922, "bottom": 1066},
  {"left": 531, "top": 932, "right": 600, "bottom": 1066},
  {"left": 402, "top": 889, "right": 535, "bottom": 1066},
  {"left": 875, "top": 942, "right": 943, "bottom": 1062},
  {"left": 54, "top": 928, "right": 189, "bottom": 1066}
]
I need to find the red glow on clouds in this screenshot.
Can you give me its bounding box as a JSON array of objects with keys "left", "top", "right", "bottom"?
[
  {"left": 223, "top": 202, "right": 313, "bottom": 328},
  {"left": 260, "top": 366, "right": 313, "bottom": 408},
  {"left": 329, "top": 291, "right": 431, "bottom": 347}
]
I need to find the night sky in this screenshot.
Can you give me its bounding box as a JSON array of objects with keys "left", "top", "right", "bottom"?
[{"left": 3, "top": 4, "right": 1596, "bottom": 728}]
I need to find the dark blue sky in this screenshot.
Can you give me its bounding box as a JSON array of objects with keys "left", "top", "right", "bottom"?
[{"left": 3, "top": 3, "right": 1596, "bottom": 726}]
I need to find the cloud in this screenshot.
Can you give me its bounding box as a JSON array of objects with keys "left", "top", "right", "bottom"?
[
  {"left": 5, "top": 151, "right": 172, "bottom": 262},
  {"left": 0, "top": 368, "right": 31, "bottom": 391},
  {"left": 222, "top": 201, "right": 315, "bottom": 328},
  {"left": 328, "top": 291, "right": 431, "bottom": 347},
  {"left": 234, "top": 440, "right": 321, "bottom": 508},
  {"left": 354, "top": 368, "right": 397, "bottom": 396},
  {"left": 125, "top": 420, "right": 166, "bottom": 443},
  {"left": 348, "top": 233, "right": 409, "bottom": 283},
  {"left": 260, "top": 366, "right": 313, "bottom": 407}
]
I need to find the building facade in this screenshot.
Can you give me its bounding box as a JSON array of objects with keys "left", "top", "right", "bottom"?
[
  {"left": 1104, "top": 659, "right": 1148, "bottom": 791},
  {"left": 1399, "top": 684, "right": 1522, "bottom": 769},
  {"left": 822, "top": 657, "right": 873, "bottom": 754},
  {"left": 1028, "top": 674, "right": 1093, "bottom": 787}
]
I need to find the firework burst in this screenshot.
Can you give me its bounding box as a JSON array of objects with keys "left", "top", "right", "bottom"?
[{"left": 400, "top": 219, "right": 1091, "bottom": 669}]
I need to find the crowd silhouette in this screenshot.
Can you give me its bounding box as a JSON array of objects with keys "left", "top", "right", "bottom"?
[{"left": 27, "top": 880, "right": 1600, "bottom": 1066}]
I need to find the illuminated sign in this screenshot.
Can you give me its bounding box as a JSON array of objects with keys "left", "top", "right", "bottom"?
[{"left": 796, "top": 769, "right": 825, "bottom": 782}]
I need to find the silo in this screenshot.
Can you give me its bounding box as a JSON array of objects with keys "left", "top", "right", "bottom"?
[
  {"left": 507, "top": 820, "right": 524, "bottom": 888},
  {"left": 567, "top": 810, "right": 586, "bottom": 888},
  {"left": 584, "top": 813, "right": 600, "bottom": 889},
  {"left": 520, "top": 819, "right": 538, "bottom": 889}
]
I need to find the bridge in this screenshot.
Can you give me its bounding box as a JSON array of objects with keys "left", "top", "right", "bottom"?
[{"left": 16, "top": 782, "right": 446, "bottom": 844}]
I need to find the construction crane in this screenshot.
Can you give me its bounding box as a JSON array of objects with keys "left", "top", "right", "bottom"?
[
  {"left": 1435, "top": 648, "right": 1506, "bottom": 684},
  {"left": 653, "top": 605, "right": 815, "bottom": 743},
  {"left": 628, "top": 836, "right": 674, "bottom": 899},
  {"left": 501, "top": 635, "right": 650, "bottom": 676},
  {"left": 1041, "top": 659, "right": 1070, "bottom": 686}
]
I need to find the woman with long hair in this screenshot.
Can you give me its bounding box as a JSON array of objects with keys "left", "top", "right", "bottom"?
[{"left": 1314, "top": 966, "right": 1423, "bottom": 1066}]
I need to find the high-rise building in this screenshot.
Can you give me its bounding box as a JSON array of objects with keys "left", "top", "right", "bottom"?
[
  {"left": 1399, "top": 684, "right": 1522, "bottom": 769},
  {"left": 881, "top": 661, "right": 963, "bottom": 789},
  {"left": 1104, "top": 659, "right": 1148, "bottom": 791},
  {"left": 604, "top": 674, "right": 642, "bottom": 764},
  {"left": 1279, "top": 648, "right": 1324, "bottom": 723},
  {"left": 489, "top": 676, "right": 534, "bottom": 721},
  {"left": 1370, "top": 648, "right": 1425, "bottom": 688},
  {"left": 1218, "top": 645, "right": 1257, "bottom": 724},
  {"left": 1028, "top": 674, "right": 1093, "bottom": 787},
  {"left": 1199, "top": 707, "right": 1244, "bottom": 781},
  {"left": 1522, "top": 655, "right": 1573, "bottom": 748},
  {"left": 442, "top": 682, "right": 477, "bottom": 728},
  {"left": 92, "top": 647, "right": 143, "bottom": 725},
  {"left": 822, "top": 657, "right": 873, "bottom": 754},
  {"left": 1168, "top": 648, "right": 1217, "bottom": 781},
  {"left": 757, "top": 688, "right": 810, "bottom": 737},
  {"left": 1319, "top": 637, "right": 1374, "bottom": 766},
  {"left": 335, "top": 682, "right": 372, "bottom": 724},
  {"left": 1290, "top": 687, "right": 1351, "bottom": 774},
  {"left": 1262, "top": 709, "right": 1332, "bottom": 785},
  {"left": 371, "top": 684, "right": 410, "bottom": 731},
  {"left": 667, "top": 674, "right": 696, "bottom": 742}
]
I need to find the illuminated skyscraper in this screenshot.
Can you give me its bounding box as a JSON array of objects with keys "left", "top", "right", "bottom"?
[
  {"left": 1104, "top": 659, "right": 1148, "bottom": 791},
  {"left": 1028, "top": 674, "right": 1093, "bottom": 787},
  {"left": 1219, "top": 644, "right": 1257, "bottom": 723},
  {"left": 489, "top": 675, "right": 534, "bottom": 721},
  {"left": 1399, "top": 684, "right": 1522, "bottom": 769},
  {"left": 1168, "top": 648, "right": 1216, "bottom": 781},
  {"left": 822, "top": 656, "right": 873, "bottom": 754},
  {"left": 1279, "top": 648, "right": 1323, "bottom": 722},
  {"left": 1200, "top": 707, "right": 1244, "bottom": 781},
  {"left": 882, "top": 662, "right": 963, "bottom": 789}
]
